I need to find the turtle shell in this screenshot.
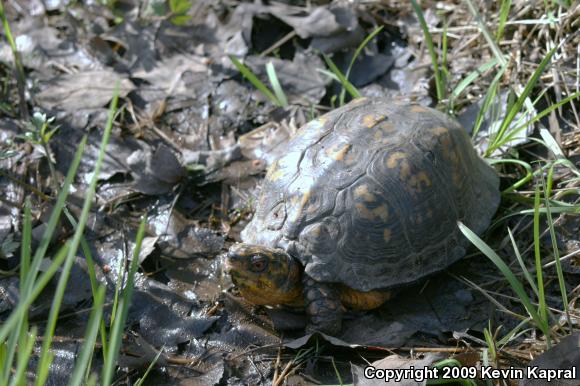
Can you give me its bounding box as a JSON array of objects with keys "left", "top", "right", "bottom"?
[{"left": 241, "top": 97, "right": 500, "bottom": 292}]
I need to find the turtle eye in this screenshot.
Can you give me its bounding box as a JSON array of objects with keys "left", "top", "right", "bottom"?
[{"left": 250, "top": 255, "right": 268, "bottom": 272}]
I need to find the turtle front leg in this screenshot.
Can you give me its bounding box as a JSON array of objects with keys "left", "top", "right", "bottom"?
[{"left": 303, "top": 276, "right": 343, "bottom": 335}]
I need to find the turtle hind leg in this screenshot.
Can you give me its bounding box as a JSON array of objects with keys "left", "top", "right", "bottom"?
[{"left": 303, "top": 276, "right": 343, "bottom": 335}]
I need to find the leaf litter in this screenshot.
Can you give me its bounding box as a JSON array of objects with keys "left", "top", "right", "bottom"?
[{"left": 0, "top": 0, "right": 578, "bottom": 385}]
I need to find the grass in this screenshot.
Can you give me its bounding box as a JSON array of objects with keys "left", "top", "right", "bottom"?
[
  {"left": 0, "top": 0, "right": 28, "bottom": 119},
  {"left": 0, "top": 86, "right": 153, "bottom": 385},
  {"left": 410, "top": 0, "right": 446, "bottom": 102},
  {"left": 231, "top": 26, "right": 384, "bottom": 108},
  {"left": 320, "top": 55, "right": 361, "bottom": 103},
  {"left": 1, "top": 0, "right": 578, "bottom": 383},
  {"left": 230, "top": 56, "right": 288, "bottom": 107},
  {"left": 265, "top": 61, "right": 289, "bottom": 107},
  {"left": 235, "top": 3, "right": 577, "bottom": 380},
  {"left": 336, "top": 26, "right": 383, "bottom": 106},
  {"left": 319, "top": 26, "right": 383, "bottom": 106},
  {"left": 407, "top": 0, "right": 578, "bottom": 378}
]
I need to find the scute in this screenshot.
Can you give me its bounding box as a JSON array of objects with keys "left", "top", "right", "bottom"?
[{"left": 241, "top": 98, "right": 500, "bottom": 292}]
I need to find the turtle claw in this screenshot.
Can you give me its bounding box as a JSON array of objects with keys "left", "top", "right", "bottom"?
[{"left": 303, "top": 277, "right": 343, "bottom": 336}]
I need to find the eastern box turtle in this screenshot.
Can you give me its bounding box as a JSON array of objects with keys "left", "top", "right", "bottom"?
[{"left": 226, "top": 97, "right": 500, "bottom": 334}]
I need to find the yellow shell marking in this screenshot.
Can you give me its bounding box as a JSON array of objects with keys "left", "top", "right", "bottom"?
[
  {"left": 286, "top": 190, "right": 312, "bottom": 224},
  {"left": 429, "top": 127, "right": 456, "bottom": 162},
  {"left": 294, "top": 116, "right": 328, "bottom": 138},
  {"left": 267, "top": 160, "right": 286, "bottom": 181},
  {"left": 383, "top": 228, "right": 392, "bottom": 242},
  {"left": 410, "top": 105, "right": 429, "bottom": 113},
  {"left": 309, "top": 225, "right": 322, "bottom": 237},
  {"left": 407, "top": 171, "right": 432, "bottom": 193},
  {"left": 354, "top": 184, "right": 376, "bottom": 202},
  {"left": 430, "top": 126, "right": 449, "bottom": 136},
  {"left": 362, "top": 114, "right": 384, "bottom": 128},
  {"left": 324, "top": 142, "right": 351, "bottom": 161},
  {"left": 333, "top": 144, "right": 351, "bottom": 161},
  {"left": 399, "top": 160, "right": 411, "bottom": 179},
  {"left": 317, "top": 116, "right": 328, "bottom": 126},
  {"left": 351, "top": 97, "right": 369, "bottom": 105},
  {"left": 299, "top": 190, "right": 311, "bottom": 213},
  {"left": 387, "top": 152, "right": 406, "bottom": 168},
  {"left": 355, "top": 203, "right": 389, "bottom": 221},
  {"left": 373, "top": 205, "right": 389, "bottom": 221}
]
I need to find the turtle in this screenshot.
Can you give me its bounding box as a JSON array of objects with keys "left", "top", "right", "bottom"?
[{"left": 226, "top": 97, "right": 500, "bottom": 334}]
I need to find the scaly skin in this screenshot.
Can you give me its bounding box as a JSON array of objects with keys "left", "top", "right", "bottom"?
[{"left": 226, "top": 244, "right": 391, "bottom": 334}]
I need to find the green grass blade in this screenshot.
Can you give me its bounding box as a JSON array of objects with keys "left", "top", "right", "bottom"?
[
  {"left": 101, "top": 216, "right": 147, "bottom": 386},
  {"left": 316, "top": 68, "right": 340, "bottom": 83},
  {"left": 450, "top": 58, "right": 498, "bottom": 110},
  {"left": 322, "top": 54, "right": 360, "bottom": 99},
  {"left": 507, "top": 227, "right": 539, "bottom": 296},
  {"left": 410, "top": 0, "right": 445, "bottom": 101},
  {"left": 67, "top": 285, "right": 106, "bottom": 386},
  {"left": 134, "top": 347, "right": 164, "bottom": 386},
  {"left": 496, "top": 0, "right": 512, "bottom": 42},
  {"left": 20, "top": 197, "right": 32, "bottom": 284},
  {"left": 541, "top": 176, "right": 571, "bottom": 330},
  {"left": 265, "top": 61, "right": 288, "bottom": 107},
  {"left": 486, "top": 46, "right": 557, "bottom": 155},
  {"left": 0, "top": 314, "right": 23, "bottom": 384},
  {"left": 347, "top": 28, "right": 383, "bottom": 77},
  {"left": 462, "top": 0, "right": 506, "bottom": 66},
  {"left": 1, "top": 199, "right": 32, "bottom": 383},
  {"left": 0, "top": 344, "right": 5, "bottom": 381},
  {"left": 533, "top": 179, "right": 549, "bottom": 341},
  {"left": 0, "top": 0, "right": 28, "bottom": 118},
  {"left": 0, "top": 134, "right": 86, "bottom": 383},
  {"left": 0, "top": 1, "right": 17, "bottom": 50},
  {"left": 22, "top": 134, "right": 88, "bottom": 300},
  {"left": 505, "top": 92, "right": 580, "bottom": 143},
  {"left": 458, "top": 222, "right": 549, "bottom": 338},
  {"left": 497, "top": 320, "right": 532, "bottom": 347},
  {"left": 86, "top": 374, "right": 97, "bottom": 386},
  {"left": 539, "top": 128, "right": 565, "bottom": 159},
  {"left": 488, "top": 159, "right": 533, "bottom": 193},
  {"left": 63, "top": 210, "right": 109, "bottom": 359},
  {"left": 230, "top": 56, "right": 281, "bottom": 106},
  {"left": 483, "top": 324, "right": 496, "bottom": 364},
  {"left": 34, "top": 85, "right": 120, "bottom": 386},
  {"left": 472, "top": 63, "right": 507, "bottom": 139},
  {"left": 339, "top": 26, "right": 383, "bottom": 106},
  {"left": 0, "top": 243, "right": 69, "bottom": 343},
  {"left": 8, "top": 327, "right": 37, "bottom": 386}
]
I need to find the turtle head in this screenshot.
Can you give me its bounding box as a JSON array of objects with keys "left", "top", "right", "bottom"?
[{"left": 225, "top": 244, "right": 303, "bottom": 306}]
